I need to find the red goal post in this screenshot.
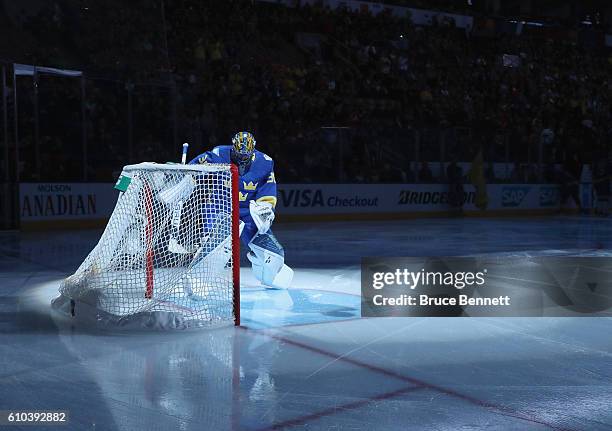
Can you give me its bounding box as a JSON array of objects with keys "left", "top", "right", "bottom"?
[{"left": 231, "top": 163, "right": 240, "bottom": 326}]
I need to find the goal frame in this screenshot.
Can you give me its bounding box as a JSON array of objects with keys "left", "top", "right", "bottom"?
[
  {"left": 140, "top": 163, "right": 241, "bottom": 326},
  {"left": 53, "top": 162, "right": 242, "bottom": 328}
]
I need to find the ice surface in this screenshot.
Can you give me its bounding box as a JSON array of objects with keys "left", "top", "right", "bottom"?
[{"left": 1, "top": 216, "right": 612, "bottom": 430}]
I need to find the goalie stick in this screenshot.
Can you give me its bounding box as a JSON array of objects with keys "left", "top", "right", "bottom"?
[{"left": 167, "top": 143, "right": 193, "bottom": 254}]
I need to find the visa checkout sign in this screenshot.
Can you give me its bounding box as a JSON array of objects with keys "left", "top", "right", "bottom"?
[{"left": 277, "top": 185, "right": 383, "bottom": 213}]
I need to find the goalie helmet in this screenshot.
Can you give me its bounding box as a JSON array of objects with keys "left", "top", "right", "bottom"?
[{"left": 231, "top": 131, "right": 256, "bottom": 174}]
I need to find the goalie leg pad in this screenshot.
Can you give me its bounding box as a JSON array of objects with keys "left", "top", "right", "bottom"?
[
  {"left": 248, "top": 232, "right": 292, "bottom": 288},
  {"left": 250, "top": 231, "right": 284, "bottom": 257},
  {"left": 239, "top": 214, "right": 258, "bottom": 244}
]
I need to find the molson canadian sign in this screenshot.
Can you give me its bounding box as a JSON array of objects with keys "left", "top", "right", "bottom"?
[{"left": 20, "top": 183, "right": 116, "bottom": 221}]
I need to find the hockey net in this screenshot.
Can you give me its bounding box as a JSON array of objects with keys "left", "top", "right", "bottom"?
[{"left": 52, "top": 162, "right": 240, "bottom": 329}]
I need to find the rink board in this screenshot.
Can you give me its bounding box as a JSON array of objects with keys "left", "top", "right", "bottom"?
[{"left": 17, "top": 183, "right": 572, "bottom": 229}]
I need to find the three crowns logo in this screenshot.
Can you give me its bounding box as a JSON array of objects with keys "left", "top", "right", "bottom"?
[
  {"left": 243, "top": 181, "right": 258, "bottom": 191},
  {"left": 239, "top": 192, "right": 249, "bottom": 201}
]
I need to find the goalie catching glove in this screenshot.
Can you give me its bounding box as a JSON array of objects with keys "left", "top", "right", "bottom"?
[{"left": 249, "top": 200, "right": 275, "bottom": 234}]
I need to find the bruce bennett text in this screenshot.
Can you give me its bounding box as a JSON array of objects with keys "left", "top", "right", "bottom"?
[{"left": 371, "top": 294, "right": 511, "bottom": 307}]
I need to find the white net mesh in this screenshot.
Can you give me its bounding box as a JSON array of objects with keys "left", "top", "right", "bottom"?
[{"left": 56, "top": 162, "right": 238, "bottom": 328}]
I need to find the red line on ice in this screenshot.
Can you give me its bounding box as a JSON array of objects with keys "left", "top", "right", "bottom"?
[
  {"left": 257, "top": 386, "right": 424, "bottom": 431},
  {"left": 239, "top": 327, "right": 574, "bottom": 431}
]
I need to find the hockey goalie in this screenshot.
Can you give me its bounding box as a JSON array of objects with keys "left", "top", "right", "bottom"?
[{"left": 190, "top": 131, "right": 293, "bottom": 289}]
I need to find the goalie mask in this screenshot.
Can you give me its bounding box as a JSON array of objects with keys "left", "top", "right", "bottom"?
[{"left": 231, "top": 131, "right": 256, "bottom": 174}]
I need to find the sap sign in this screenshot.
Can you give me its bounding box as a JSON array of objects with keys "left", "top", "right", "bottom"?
[
  {"left": 501, "top": 186, "right": 531, "bottom": 207},
  {"left": 539, "top": 186, "right": 560, "bottom": 207}
]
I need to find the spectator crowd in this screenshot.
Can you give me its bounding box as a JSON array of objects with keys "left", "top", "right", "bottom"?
[{"left": 3, "top": 0, "right": 611, "bottom": 184}]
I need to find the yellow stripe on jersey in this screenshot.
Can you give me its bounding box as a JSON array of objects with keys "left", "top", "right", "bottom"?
[{"left": 257, "top": 196, "right": 277, "bottom": 208}]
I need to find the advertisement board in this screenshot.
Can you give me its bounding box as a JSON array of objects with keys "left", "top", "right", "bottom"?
[{"left": 19, "top": 183, "right": 563, "bottom": 228}]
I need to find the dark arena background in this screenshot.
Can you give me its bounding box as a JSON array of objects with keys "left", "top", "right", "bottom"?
[{"left": 1, "top": 0, "right": 612, "bottom": 430}]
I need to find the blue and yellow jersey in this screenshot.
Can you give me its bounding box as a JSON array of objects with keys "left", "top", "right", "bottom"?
[{"left": 189, "top": 145, "right": 277, "bottom": 216}]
